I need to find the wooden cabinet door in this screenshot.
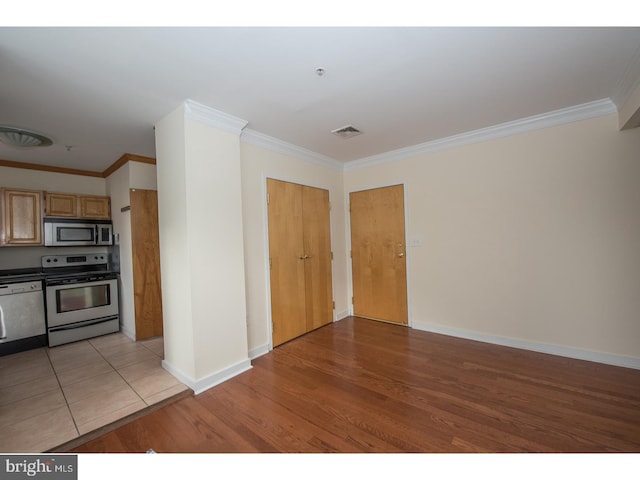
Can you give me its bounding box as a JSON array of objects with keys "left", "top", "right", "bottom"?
[
  {"left": 302, "top": 185, "right": 334, "bottom": 331},
  {"left": 45, "top": 192, "right": 111, "bottom": 219},
  {"left": 46, "top": 192, "right": 78, "bottom": 217},
  {"left": 350, "top": 184, "right": 408, "bottom": 325},
  {"left": 2, "top": 189, "right": 43, "bottom": 245},
  {"left": 267, "top": 179, "right": 307, "bottom": 346},
  {"left": 79, "top": 195, "right": 111, "bottom": 219},
  {"left": 130, "top": 189, "right": 164, "bottom": 340}
]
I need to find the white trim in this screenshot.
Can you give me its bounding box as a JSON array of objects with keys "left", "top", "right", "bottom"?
[
  {"left": 119, "top": 323, "right": 135, "bottom": 341},
  {"left": 249, "top": 343, "right": 270, "bottom": 360},
  {"left": 413, "top": 322, "right": 640, "bottom": 370},
  {"left": 184, "top": 99, "right": 248, "bottom": 135},
  {"left": 344, "top": 98, "right": 617, "bottom": 171},
  {"left": 261, "top": 172, "right": 274, "bottom": 352},
  {"left": 336, "top": 310, "right": 350, "bottom": 321},
  {"left": 162, "top": 358, "right": 253, "bottom": 395},
  {"left": 242, "top": 128, "right": 343, "bottom": 171}
]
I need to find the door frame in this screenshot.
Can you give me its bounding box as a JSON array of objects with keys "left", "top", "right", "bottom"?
[
  {"left": 262, "top": 173, "right": 338, "bottom": 350},
  {"left": 346, "top": 180, "right": 413, "bottom": 328}
]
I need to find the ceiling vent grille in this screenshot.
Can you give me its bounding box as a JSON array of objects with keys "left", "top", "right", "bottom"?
[{"left": 331, "top": 125, "right": 362, "bottom": 139}]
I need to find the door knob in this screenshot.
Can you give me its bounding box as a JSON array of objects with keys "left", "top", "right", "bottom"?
[{"left": 398, "top": 252, "right": 405, "bottom": 258}]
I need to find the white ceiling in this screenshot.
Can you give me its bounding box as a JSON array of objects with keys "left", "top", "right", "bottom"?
[{"left": 1, "top": 26, "right": 640, "bottom": 173}]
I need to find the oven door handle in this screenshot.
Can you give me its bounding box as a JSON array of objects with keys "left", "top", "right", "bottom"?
[
  {"left": 48, "top": 315, "right": 118, "bottom": 332},
  {"left": 0, "top": 305, "right": 6, "bottom": 340}
]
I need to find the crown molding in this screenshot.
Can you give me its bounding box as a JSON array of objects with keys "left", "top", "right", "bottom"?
[
  {"left": 184, "top": 99, "right": 248, "bottom": 135},
  {"left": 344, "top": 99, "right": 618, "bottom": 172},
  {"left": 241, "top": 128, "right": 343, "bottom": 171},
  {"left": 102, "top": 153, "right": 156, "bottom": 178},
  {"left": 0, "top": 158, "right": 104, "bottom": 178}
]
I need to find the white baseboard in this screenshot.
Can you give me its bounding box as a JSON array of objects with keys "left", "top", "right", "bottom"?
[
  {"left": 119, "top": 323, "right": 135, "bottom": 341},
  {"left": 336, "top": 310, "right": 350, "bottom": 321},
  {"left": 162, "top": 357, "right": 253, "bottom": 395},
  {"left": 249, "top": 343, "right": 270, "bottom": 360},
  {"left": 412, "top": 322, "right": 640, "bottom": 370}
]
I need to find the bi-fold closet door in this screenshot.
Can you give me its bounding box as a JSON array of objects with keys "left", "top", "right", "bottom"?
[{"left": 267, "top": 178, "right": 334, "bottom": 347}]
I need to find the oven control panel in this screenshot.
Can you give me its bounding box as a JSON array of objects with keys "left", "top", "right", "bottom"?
[{"left": 42, "top": 254, "right": 109, "bottom": 268}]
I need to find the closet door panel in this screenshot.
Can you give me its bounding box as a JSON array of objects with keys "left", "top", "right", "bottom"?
[
  {"left": 267, "top": 179, "right": 307, "bottom": 346},
  {"left": 302, "top": 185, "right": 333, "bottom": 331}
]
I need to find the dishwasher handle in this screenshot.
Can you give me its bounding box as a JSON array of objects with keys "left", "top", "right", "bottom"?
[{"left": 0, "top": 305, "right": 6, "bottom": 340}]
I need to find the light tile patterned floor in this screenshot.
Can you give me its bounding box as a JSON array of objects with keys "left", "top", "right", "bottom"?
[{"left": 0, "top": 333, "right": 189, "bottom": 453}]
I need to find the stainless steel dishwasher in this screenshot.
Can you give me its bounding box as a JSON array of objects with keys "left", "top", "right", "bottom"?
[{"left": 0, "top": 278, "right": 47, "bottom": 355}]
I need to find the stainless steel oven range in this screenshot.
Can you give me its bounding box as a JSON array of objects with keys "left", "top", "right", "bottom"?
[{"left": 42, "top": 254, "right": 119, "bottom": 347}]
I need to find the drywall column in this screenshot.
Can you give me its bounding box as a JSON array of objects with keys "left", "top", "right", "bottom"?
[
  {"left": 154, "top": 100, "right": 251, "bottom": 394},
  {"left": 619, "top": 81, "right": 640, "bottom": 130}
]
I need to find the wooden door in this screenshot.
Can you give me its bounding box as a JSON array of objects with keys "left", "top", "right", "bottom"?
[
  {"left": 302, "top": 185, "right": 333, "bottom": 332},
  {"left": 130, "top": 189, "right": 164, "bottom": 340},
  {"left": 350, "top": 184, "right": 408, "bottom": 325},
  {"left": 267, "top": 178, "right": 333, "bottom": 347},
  {"left": 267, "top": 179, "right": 307, "bottom": 346}
]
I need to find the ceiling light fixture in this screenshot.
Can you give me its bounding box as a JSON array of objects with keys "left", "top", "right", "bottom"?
[{"left": 0, "top": 126, "right": 53, "bottom": 148}]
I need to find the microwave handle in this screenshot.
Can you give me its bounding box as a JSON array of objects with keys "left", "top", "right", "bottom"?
[{"left": 95, "top": 225, "right": 98, "bottom": 244}]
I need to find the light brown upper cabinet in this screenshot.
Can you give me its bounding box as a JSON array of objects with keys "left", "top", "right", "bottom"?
[
  {"left": 1, "top": 188, "right": 43, "bottom": 246},
  {"left": 45, "top": 192, "right": 111, "bottom": 220},
  {"left": 267, "top": 178, "right": 334, "bottom": 347}
]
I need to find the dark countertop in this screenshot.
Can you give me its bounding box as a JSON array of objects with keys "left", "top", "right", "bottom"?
[{"left": 0, "top": 267, "right": 45, "bottom": 285}]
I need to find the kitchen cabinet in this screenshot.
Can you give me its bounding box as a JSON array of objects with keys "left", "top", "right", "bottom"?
[
  {"left": 267, "top": 178, "right": 334, "bottom": 347},
  {"left": 0, "top": 188, "right": 43, "bottom": 245},
  {"left": 45, "top": 192, "right": 111, "bottom": 220}
]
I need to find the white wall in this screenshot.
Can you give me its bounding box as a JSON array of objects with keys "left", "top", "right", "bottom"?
[
  {"left": 239, "top": 142, "right": 348, "bottom": 356},
  {"left": 344, "top": 113, "right": 640, "bottom": 365},
  {"left": 105, "top": 161, "right": 159, "bottom": 340},
  {"left": 155, "top": 103, "right": 250, "bottom": 392},
  {"left": 105, "top": 163, "right": 135, "bottom": 339},
  {"left": 154, "top": 105, "right": 195, "bottom": 379},
  {"left": 0, "top": 166, "right": 106, "bottom": 194}
]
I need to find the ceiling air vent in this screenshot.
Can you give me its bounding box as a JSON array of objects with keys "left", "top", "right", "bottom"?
[{"left": 331, "top": 125, "right": 362, "bottom": 139}]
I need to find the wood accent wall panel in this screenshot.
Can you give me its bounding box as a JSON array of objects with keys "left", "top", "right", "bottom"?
[{"left": 130, "top": 189, "right": 163, "bottom": 340}]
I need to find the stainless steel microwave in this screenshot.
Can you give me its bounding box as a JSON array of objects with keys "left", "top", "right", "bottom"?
[{"left": 44, "top": 218, "right": 113, "bottom": 246}]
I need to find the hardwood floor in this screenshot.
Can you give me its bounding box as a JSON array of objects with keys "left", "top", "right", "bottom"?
[{"left": 67, "top": 316, "right": 640, "bottom": 453}]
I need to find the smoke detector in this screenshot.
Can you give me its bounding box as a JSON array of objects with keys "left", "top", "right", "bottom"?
[{"left": 331, "top": 125, "right": 362, "bottom": 139}]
